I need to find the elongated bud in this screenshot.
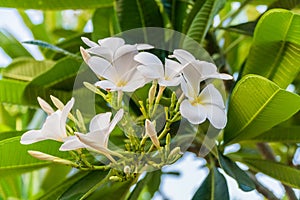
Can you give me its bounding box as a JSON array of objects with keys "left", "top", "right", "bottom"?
[
  {"left": 145, "top": 119, "right": 160, "bottom": 149},
  {"left": 168, "top": 147, "right": 182, "bottom": 161},
  {"left": 28, "top": 150, "right": 58, "bottom": 161},
  {"left": 37, "top": 97, "right": 54, "bottom": 115},
  {"left": 50, "top": 95, "right": 64, "bottom": 110},
  {"left": 80, "top": 46, "right": 91, "bottom": 63},
  {"left": 148, "top": 82, "right": 157, "bottom": 105},
  {"left": 124, "top": 165, "right": 131, "bottom": 175},
  {"left": 109, "top": 176, "right": 123, "bottom": 182},
  {"left": 166, "top": 133, "right": 171, "bottom": 145}
]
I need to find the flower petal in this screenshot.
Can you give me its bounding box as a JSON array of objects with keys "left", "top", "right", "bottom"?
[
  {"left": 137, "top": 64, "right": 163, "bottom": 79},
  {"left": 98, "top": 37, "right": 125, "bottom": 52},
  {"left": 86, "top": 56, "right": 115, "bottom": 78},
  {"left": 20, "top": 130, "right": 46, "bottom": 144},
  {"left": 37, "top": 97, "right": 54, "bottom": 115},
  {"left": 159, "top": 76, "right": 182, "bottom": 87},
  {"left": 87, "top": 46, "right": 113, "bottom": 61},
  {"left": 60, "top": 98, "right": 75, "bottom": 138},
  {"left": 59, "top": 135, "right": 85, "bottom": 151},
  {"left": 182, "top": 61, "right": 202, "bottom": 95},
  {"left": 180, "top": 100, "right": 207, "bottom": 124},
  {"left": 205, "top": 104, "right": 227, "bottom": 129},
  {"left": 89, "top": 112, "right": 112, "bottom": 132},
  {"left": 199, "top": 84, "right": 225, "bottom": 109},
  {"left": 164, "top": 58, "right": 185, "bottom": 79},
  {"left": 134, "top": 52, "right": 162, "bottom": 66},
  {"left": 95, "top": 80, "right": 117, "bottom": 91},
  {"left": 108, "top": 109, "right": 124, "bottom": 133},
  {"left": 137, "top": 44, "right": 154, "bottom": 50},
  {"left": 122, "top": 72, "right": 147, "bottom": 92},
  {"left": 81, "top": 37, "right": 98, "bottom": 48},
  {"left": 76, "top": 131, "right": 107, "bottom": 151},
  {"left": 172, "top": 49, "right": 196, "bottom": 65}
]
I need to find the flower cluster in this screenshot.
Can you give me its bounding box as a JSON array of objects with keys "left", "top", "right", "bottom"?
[{"left": 20, "top": 37, "right": 232, "bottom": 175}]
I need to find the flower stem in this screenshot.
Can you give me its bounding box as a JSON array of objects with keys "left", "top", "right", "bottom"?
[{"left": 151, "top": 86, "right": 165, "bottom": 118}]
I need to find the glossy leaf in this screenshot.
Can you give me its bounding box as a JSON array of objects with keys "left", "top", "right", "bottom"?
[
  {"left": 92, "top": 7, "right": 121, "bottom": 41},
  {"left": 2, "top": 58, "right": 54, "bottom": 81},
  {"left": 0, "top": 0, "right": 113, "bottom": 10},
  {"left": 0, "top": 136, "right": 71, "bottom": 177},
  {"left": 242, "top": 158, "right": 300, "bottom": 189},
  {"left": 183, "top": 0, "right": 225, "bottom": 45},
  {"left": 269, "top": 0, "right": 300, "bottom": 10},
  {"left": 218, "top": 153, "right": 255, "bottom": 192},
  {"left": 192, "top": 167, "right": 229, "bottom": 200},
  {"left": 242, "top": 9, "right": 300, "bottom": 88},
  {"left": 224, "top": 75, "right": 300, "bottom": 144},
  {"left": 248, "top": 125, "right": 300, "bottom": 142}
]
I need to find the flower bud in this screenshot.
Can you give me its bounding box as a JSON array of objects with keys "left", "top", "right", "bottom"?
[
  {"left": 109, "top": 176, "right": 123, "bottom": 182},
  {"left": 123, "top": 165, "right": 131, "bottom": 175},
  {"left": 50, "top": 95, "right": 64, "bottom": 110},
  {"left": 145, "top": 119, "right": 160, "bottom": 149},
  {"left": 37, "top": 97, "right": 54, "bottom": 115}
]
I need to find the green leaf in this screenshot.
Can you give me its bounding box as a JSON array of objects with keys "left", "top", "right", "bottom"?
[
  {"left": 241, "top": 158, "right": 300, "bottom": 189},
  {"left": 2, "top": 57, "right": 54, "bottom": 81},
  {"left": 0, "top": 79, "right": 27, "bottom": 104},
  {"left": 183, "top": 0, "right": 225, "bottom": 45},
  {"left": 242, "top": 9, "right": 300, "bottom": 88},
  {"left": 0, "top": 0, "right": 113, "bottom": 10},
  {"left": 92, "top": 7, "right": 121, "bottom": 41},
  {"left": 171, "top": 0, "right": 189, "bottom": 32},
  {"left": 222, "top": 21, "right": 257, "bottom": 36},
  {"left": 247, "top": 125, "right": 300, "bottom": 142},
  {"left": 269, "top": 0, "right": 300, "bottom": 10},
  {"left": 0, "top": 131, "right": 24, "bottom": 141},
  {"left": 0, "top": 136, "right": 71, "bottom": 177},
  {"left": 117, "top": 0, "right": 163, "bottom": 31},
  {"left": 192, "top": 167, "right": 229, "bottom": 200},
  {"left": 0, "top": 29, "right": 32, "bottom": 58},
  {"left": 218, "top": 153, "right": 255, "bottom": 192},
  {"left": 128, "top": 170, "right": 162, "bottom": 200},
  {"left": 224, "top": 75, "right": 300, "bottom": 144}
]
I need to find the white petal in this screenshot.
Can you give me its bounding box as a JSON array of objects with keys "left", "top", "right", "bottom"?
[
  {"left": 134, "top": 52, "right": 162, "bottom": 66},
  {"left": 89, "top": 112, "right": 112, "bottom": 131},
  {"left": 137, "top": 64, "right": 163, "bottom": 79},
  {"left": 98, "top": 37, "right": 125, "bottom": 52},
  {"left": 87, "top": 46, "right": 113, "bottom": 61},
  {"left": 108, "top": 109, "right": 124, "bottom": 133},
  {"left": 180, "top": 100, "right": 207, "bottom": 124},
  {"left": 59, "top": 135, "right": 85, "bottom": 151},
  {"left": 114, "top": 44, "right": 137, "bottom": 60},
  {"left": 20, "top": 130, "right": 46, "bottom": 144},
  {"left": 172, "top": 49, "right": 196, "bottom": 65},
  {"left": 42, "top": 111, "right": 65, "bottom": 141},
  {"left": 205, "top": 73, "right": 233, "bottom": 80},
  {"left": 122, "top": 72, "right": 147, "bottom": 92},
  {"left": 76, "top": 131, "right": 107, "bottom": 150},
  {"left": 81, "top": 37, "right": 98, "bottom": 48},
  {"left": 182, "top": 62, "right": 202, "bottom": 95},
  {"left": 37, "top": 97, "right": 54, "bottom": 114},
  {"left": 205, "top": 104, "right": 227, "bottom": 129},
  {"left": 180, "top": 78, "right": 196, "bottom": 100},
  {"left": 114, "top": 47, "right": 138, "bottom": 76},
  {"left": 60, "top": 98, "right": 75, "bottom": 137},
  {"left": 87, "top": 56, "right": 113, "bottom": 78},
  {"left": 95, "top": 80, "right": 117, "bottom": 91},
  {"left": 164, "top": 58, "right": 185, "bottom": 79},
  {"left": 137, "top": 44, "right": 154, "bottom": 50},
  {"left": 199, "top": 84, "right": 225, "bottom": 109}
]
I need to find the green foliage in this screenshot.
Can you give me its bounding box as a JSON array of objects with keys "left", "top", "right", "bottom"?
[{"left": 224, "top": 75, "right": 300, "bottom": 144}]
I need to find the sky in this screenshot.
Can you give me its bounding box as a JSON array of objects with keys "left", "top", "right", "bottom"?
[{"left": 0, "top": 8, "right": 297, "bottom": 200}]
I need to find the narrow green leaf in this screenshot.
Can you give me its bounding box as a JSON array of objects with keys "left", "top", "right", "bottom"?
[
  {"left": 222, "top": 21, "right": 257, "bottom": 36},
  {"left": 2, "top": 58, "right": 54, "bottom": 81},
  {"left": 224, "top": 75, "right": 300, "bottom": 144},
  {"left": 0, "top": 0, "right": 113, "bottom": 10},
  {"left": 92, "top": 7, "right": 121, "bottom": 41},
  {"left": 0, "top": 29, "right": 32, "bottom": 58},
  {"left": 183, "top": 0, "right": 225, "bottom": 45},
  {"left": 0, "top": 136, "right": 71, "bottom": 177},
  {"left": 218, "top": 153, "right": 255, "bottom": 192},
  {"left": 192, "top": 167, "right": 229, "bottom": 200},
  {"left": 0, "top": 131, "right": 24, "bottom": 141},
  {"left": 242, "top": 158, "right": 300, "bottom": 189},
  {"left": 269, "top": 0, "right": 300, "bottom": 10},
  {"left": 242, "top": 9, "right": 300, "bottom": 88}
]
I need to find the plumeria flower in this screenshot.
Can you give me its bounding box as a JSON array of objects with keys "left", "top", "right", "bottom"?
[
  {"left": 135, "top": 52, "right": 185, "bottom": 87},
  {"left": 60, "top": 109, "right": 124, "bottom": 162},
  {"left": 20, "top": 98, "right": 75, "bottom": 144},
  {"left": 180, "top": 83, "right": 227, "bottom": 129},
  {"left": 145, "top": 119, "right": 160, "bottom": 149},
  {"left": 80, "top": 37, "right": 153, "bottom": 92},
  {"left": 171, "top": 49, "right": 232, "bottom": 82}
]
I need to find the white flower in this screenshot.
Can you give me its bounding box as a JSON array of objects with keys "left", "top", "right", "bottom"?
[
  {"left": 80, "top": 37, "right": 153, "bottom": 92},
  {"left": 145, "top": 119, "right": 160, "bottom": 149},
  {"left": 20, "top": 98, "right": 75, "bottom": 144},
  {"left": 60, "top": 109, "right": 124, "bottom": 156},
  {"left": 180, "top": 83, "right": 227, "bottom": 129},
  {"left": 171, "top": 49, "right": 232, "bottom": 82},
  {"left": 135, "top": 52, "right": 185, "bottom": 87}
]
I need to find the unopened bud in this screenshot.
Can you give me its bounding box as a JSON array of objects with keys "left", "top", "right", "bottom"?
[
  {"left": 166, "top": 133, "right": 171, "bottom": 145},
  {"left": 123, "top": 165, "right": 131, "bottom": 175},
  {"left": 28, "top": 150, "right": 58, "bottom": 161},
  {"left": 80, "top": 46, "right": 91, "bottom": 63},
  {"left": 109, "top": 176, "right": 123, "bottom": 182},
  {"left": 50, "top": 95, "right": 64, "bottom": 110},
  {"left": 145, "top": 119, "right": 160, "bottom": 149},
  {"left": 168, "top": 147, "right": 182, "bottom": 160},
  {"left": 148, "top": 83, "right": 157, "bottom": 105}
]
